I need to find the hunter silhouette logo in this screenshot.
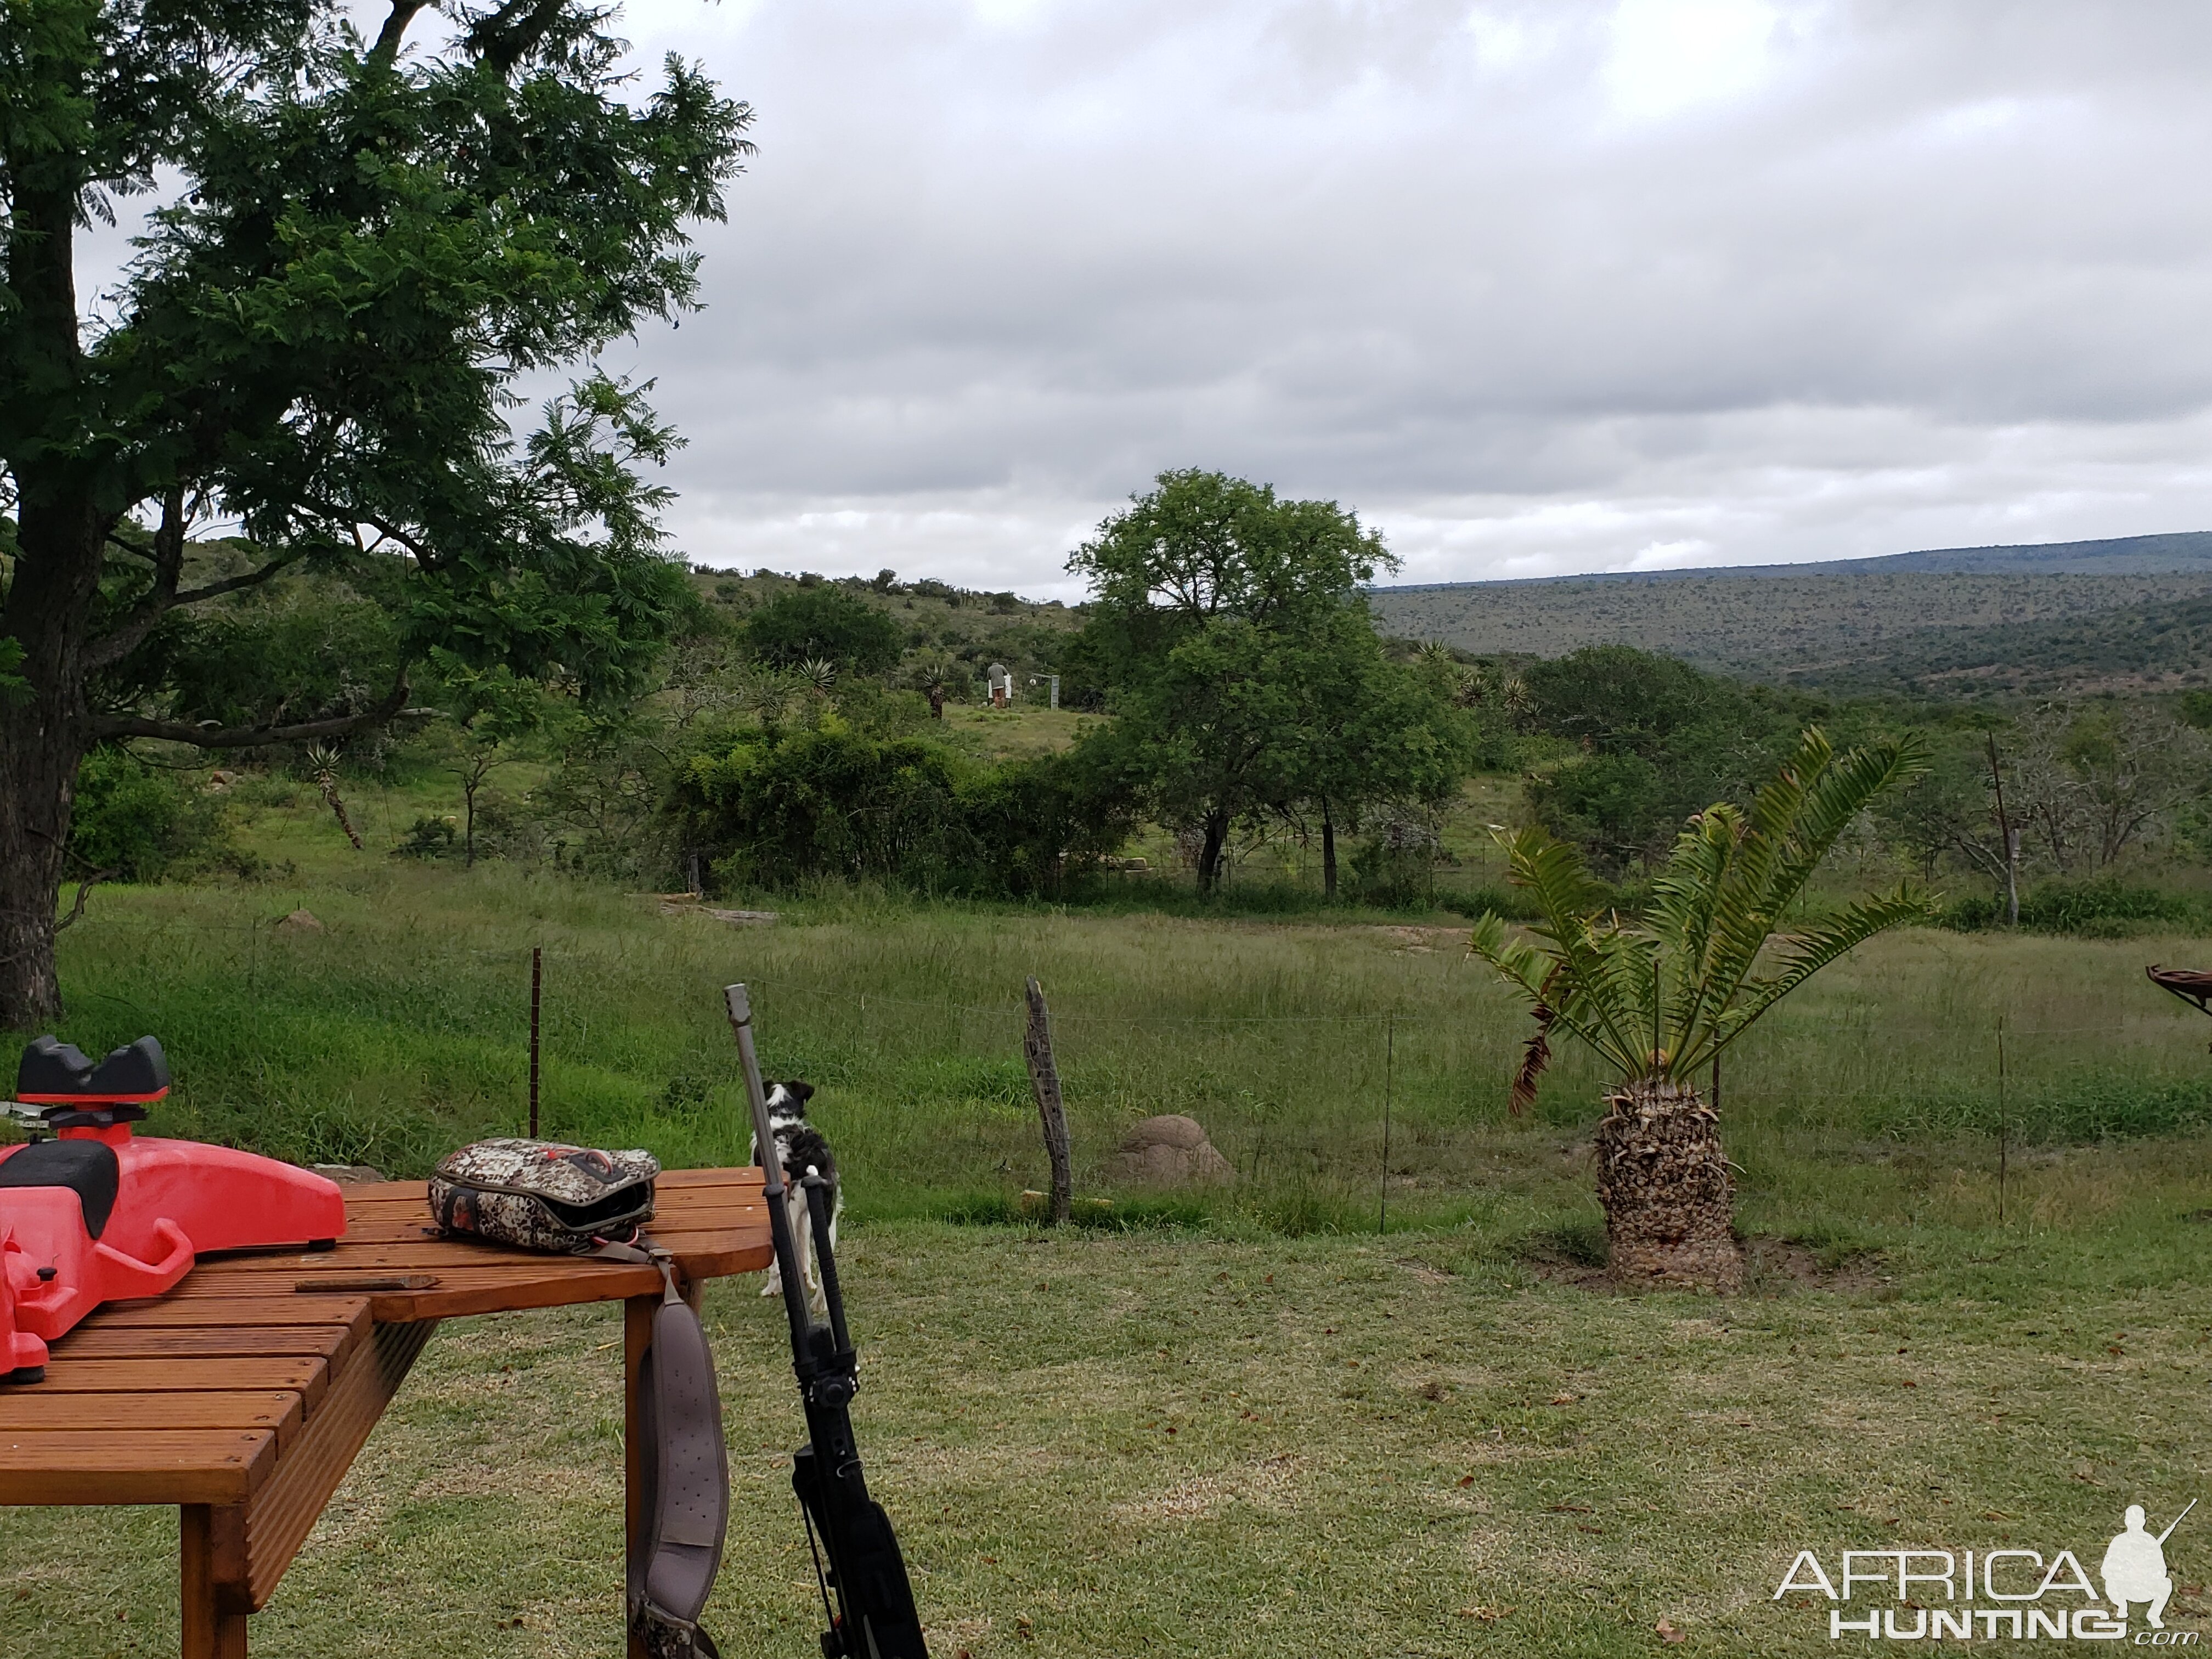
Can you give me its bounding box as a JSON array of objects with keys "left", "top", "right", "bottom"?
[
  {"left": 1773, "top": 1501, "right": 2200, "bottom": 1642},
  {"left": 2105, "top": 1503, "right": 2192, "bottom": 1631}
]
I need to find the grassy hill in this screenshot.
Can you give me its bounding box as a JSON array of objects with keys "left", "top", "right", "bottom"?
[{"left": 1370, "top": 534, "right": 2212, "bottom": 695}]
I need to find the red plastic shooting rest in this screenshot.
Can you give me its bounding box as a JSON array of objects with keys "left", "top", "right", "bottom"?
[{"left": 1, "top": 1036, "right": 346, "bottom": 1381}]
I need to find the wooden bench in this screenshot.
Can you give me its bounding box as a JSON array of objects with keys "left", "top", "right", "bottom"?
[{"left": 0, "top": 1167, "right": 771, "bottom": 1658}]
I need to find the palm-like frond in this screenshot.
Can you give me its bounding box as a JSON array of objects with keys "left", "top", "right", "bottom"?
[
  {"left": 1468, "top": 727, "right": 1931, "bottom": 1107},
  {"left": 1703, "top": 884, "right": 1933, "bottom": 1052}
]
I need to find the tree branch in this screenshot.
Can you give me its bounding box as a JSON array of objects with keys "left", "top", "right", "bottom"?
[
  {"left": 301, "top": 498, "right": 439, "bottom": 567},
  {"left": 51, "top": 868, "right": 119, "bottom": 935},
  {"left": 83, "top": 546, "right": 311, "bottom": 670},
  {"left": 465, "top": 0, "right": 572, "bottom": 73},
  {"left": 91, "top": 674, "right": 413, "bottom": 749},
  {"left": 368, "top": 0, "right": 427, "bottom": 68}
]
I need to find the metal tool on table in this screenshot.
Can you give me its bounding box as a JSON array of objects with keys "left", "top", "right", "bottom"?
[{"left": 724, "top": 984, "right": 929, "bottom": 1659}]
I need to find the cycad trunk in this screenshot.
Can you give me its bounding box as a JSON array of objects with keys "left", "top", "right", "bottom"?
[{"left": 1594, "top": 1078, "right": 1743, "bottom": 1291}]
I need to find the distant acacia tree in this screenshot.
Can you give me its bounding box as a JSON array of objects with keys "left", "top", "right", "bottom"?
[
  {"left": 1069, "top": 469, "right": 1469, "bottom": 894},
  {"left": 0, "top": 0, "right": 753, "bottom": 1023}
]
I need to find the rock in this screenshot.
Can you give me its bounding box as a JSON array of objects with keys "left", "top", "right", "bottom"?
[
  {"left": 1104, "top": 1115, "right": 1235, "bottom": 1187},
  {"left": 277, "top": 909, "right": 325, "bottom": 934},
  {"left": 312, "top": 1163, "right": 385, "bottom": 1184}
]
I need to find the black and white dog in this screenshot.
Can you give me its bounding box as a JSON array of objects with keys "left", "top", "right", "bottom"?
[{"left": 751, "top": 1080, "right": 839, "bottom": 1318}]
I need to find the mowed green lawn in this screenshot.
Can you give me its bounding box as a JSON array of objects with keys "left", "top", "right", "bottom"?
[
  {"left": 11, "top": 1217, "right": 2212, "bottom": 1658},
  {"left": 8, "top": 850, "right": 2212, "bottom": 1654}
]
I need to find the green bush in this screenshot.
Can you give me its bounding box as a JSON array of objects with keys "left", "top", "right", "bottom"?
[
  {"left": 68, "top": 748, "right": 239, "bottom": 882},
  {"left": 741, "top": 586, "right": 902, "bottom": 674},
  {"left": 1939, "top": 878, "right": 2207, "bottom": 935},
  {"left": 674, "top": 717, "right": 1135, "bottom": 897}
]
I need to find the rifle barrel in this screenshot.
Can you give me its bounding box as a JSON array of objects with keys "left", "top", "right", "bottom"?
[
  {"left": 723, "top": 984, "right": 816, "bottom": 1358},
  {"left": 2159, "top": 1498, "right": 2197, "bottom": 1545}
]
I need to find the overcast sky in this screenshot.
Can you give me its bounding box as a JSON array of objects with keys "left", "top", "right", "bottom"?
[{"left": 567, "top": 2, "right": 2212, "bottom": 594}]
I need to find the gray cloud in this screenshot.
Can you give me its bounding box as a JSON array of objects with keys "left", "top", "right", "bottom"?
[{"left": 588, "top": 0, "right": 2212, "bottom": 594}]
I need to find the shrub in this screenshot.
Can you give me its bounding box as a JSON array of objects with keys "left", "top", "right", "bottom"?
[
  {"left": 741, "top": 586, "right": 902, "bottom": 674},
  {"left": 1938, "top": 878, "right": 2206, "bottom": 935},
  {"left": 674, "top": 719, "right": 1133, "bottom": 897},
  {"left": 393, "top": 815, "right": 460, "bottom": 859},
  {"left": 68, "top": 748, "right": 237, "bottom": 882}
]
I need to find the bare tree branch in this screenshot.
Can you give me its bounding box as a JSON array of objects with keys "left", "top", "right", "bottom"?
[
  {"left": 82, "top": 488, "right": 320, "bottom": 672},
  {"left": 300, "top": 498, "right": 442, "bottom": 567},
  {"left": 51, "top": 868, "right": 119, "bottom": 934},
  {"left": 368, "top": 0, "right": 427, "bottom": 67},
  {"left": 90, "top": 674, "right": 413, "bottom": 749}
]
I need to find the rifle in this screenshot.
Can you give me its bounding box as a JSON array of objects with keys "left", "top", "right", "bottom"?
[
  {"left": 2159, "top": 1499, "right": 2197, "bottom": 1547},
  {"left": 724, "top": 985, "right": 929, "bottom": 1659}
]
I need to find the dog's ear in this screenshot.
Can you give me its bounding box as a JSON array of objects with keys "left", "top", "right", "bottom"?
[{"left": 788, "top": 1080, "right": 816, "bottom": 1106}]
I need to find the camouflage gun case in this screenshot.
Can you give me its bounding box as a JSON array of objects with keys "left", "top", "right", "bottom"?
[{"left": 428, "top": 1137, "right": 659, "bottom": 1252}]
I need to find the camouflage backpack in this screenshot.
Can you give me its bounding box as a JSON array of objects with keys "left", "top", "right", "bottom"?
[{"left": 428, "top": 1137, "right": 659, "bottom": 1253}]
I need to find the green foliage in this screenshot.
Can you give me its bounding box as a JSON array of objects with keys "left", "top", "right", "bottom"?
[
  {"left": 66, "top": 749, "right": 234, "bottom": 882},
  {"left": 1517, "top": 646, "right": 1816, "bottom": 869},
  {"left": 1940, "top": 878, "right": 2206, "bottom": 936},
  {"left": 1372, "top": 571, "right": 2212, "bottom": 697},
  {"left": 1470, "top": 729, "right": 1930, "bottom": 1102},
  {"left": 0, "top": 635, "right": 25, "bottom": 702},
  {"left": 1524, "top": 752, "right": 1672, "bottom": 873},
  {"left": 674, "top": 719, "right": 1134, "bottom": 897},
  {"left": 1068, "top": 469, "right": 1470, "bottom": 891},
  {"left": 1521, "top": 645, "right": 1733, "bottom": 755},
  {"left": 96, "top": 558, "right": 403, "bottom": 735},
  {"left": 742, "top": 586, "right": 904, "bottom": 675},
  {"left": 392, "top": 814, "right": 460, "bottom": 861}
]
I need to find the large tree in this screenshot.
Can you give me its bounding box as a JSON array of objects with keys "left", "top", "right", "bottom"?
[
  {"left": 1069, "top": 469, "right": 1464, "bottom": 894},
  {"left": 1, "top": 0, "right": 752, "bottom": 1023}
]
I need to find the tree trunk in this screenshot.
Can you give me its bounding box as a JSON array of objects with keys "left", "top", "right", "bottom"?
[
  {"left": 0, "top": 508, "right": 104, "bottom": 1029},
  {"left": 1195, "top": 810, "right": 1229, "bottom": 895},
  {"left": 1593, "top": 1077, "right": 1742, "bottom": 1291},
  {"left": 1321, "top": 799, "right": 1338, "bottom": 900},
  {"left": 1, "top": 172, "right": 102, "bottom": 1028}
]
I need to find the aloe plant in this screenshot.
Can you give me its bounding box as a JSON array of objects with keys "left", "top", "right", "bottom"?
[{"left": 1469, "top": 728, "right": 1929, "bottom": 1289}]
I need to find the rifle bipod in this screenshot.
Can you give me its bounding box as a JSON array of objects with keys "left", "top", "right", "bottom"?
[{"left": 726, "top": 985, "right": 929, "bottom": 1659}]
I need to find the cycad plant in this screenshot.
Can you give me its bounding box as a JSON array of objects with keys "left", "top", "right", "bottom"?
[{"left": 1469, "top": 729, "right": 1929, "bottom": 1290}]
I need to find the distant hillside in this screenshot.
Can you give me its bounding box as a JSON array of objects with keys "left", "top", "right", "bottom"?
[
  {"left": 1762, "top": 592, "right": 2212, "bottom": 696},
  {"left": 1369, "top": 533, "right": 2212, "bottom": 697},
  {"left": 1386, "top": 531, "right": 2212, "bottom": 590}
]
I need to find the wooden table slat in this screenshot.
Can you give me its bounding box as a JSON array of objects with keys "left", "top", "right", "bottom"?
[
  {"left": 0, "top": 1391, "right": 305, "bottom": 1444},
  {"left": 0, "top": 1429, "right": 275, "bottom": 1506},
  {"left": 88, "top": 1296, "right": 371, "bottom": 1330},
  {"left": 184, "top": 1228, "right": 765, "bottom": 1279},
  {"left": 57, "top": 1326, "right": 353, "bottom": 1363},
  {"left": 20, "top": 1357, "right": 328, "bottom": 1404}
]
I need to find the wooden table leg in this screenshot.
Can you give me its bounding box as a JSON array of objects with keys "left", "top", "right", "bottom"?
[
  {"left": 624, "top": 1293, "right": 653, "bottom": 1659},
  {"left": 181, "top": 1505, "right": 248, "bottom": 1659}
]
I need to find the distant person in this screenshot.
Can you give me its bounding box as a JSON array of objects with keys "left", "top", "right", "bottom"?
[{"left": 2102, "top": 1505, "right": 2175, "bottom": 1628}]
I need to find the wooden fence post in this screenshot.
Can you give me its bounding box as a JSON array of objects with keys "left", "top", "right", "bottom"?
[{"left": 1023, "top": 977, "right": 1073, "bottom": 1224}]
